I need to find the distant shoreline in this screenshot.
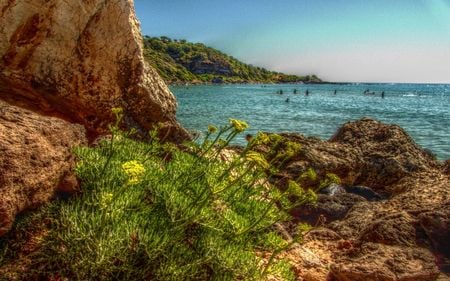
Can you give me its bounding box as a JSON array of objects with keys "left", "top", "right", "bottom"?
[
  {"left": 169, "top": 81, "right": 450, "bottom": 86},
  {"left": 169, "top": 81, "right": 328, "bottom": 86}
]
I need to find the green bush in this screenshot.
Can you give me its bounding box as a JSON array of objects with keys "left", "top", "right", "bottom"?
[{"left": 3, "top": 113, "right": 312, "bottom": 280}]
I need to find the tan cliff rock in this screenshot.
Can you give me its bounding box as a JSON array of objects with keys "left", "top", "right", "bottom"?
[
  {"left": 0, "top": 100, "right": 87, "bottom": 236},
  {"left": 0, "top": 0, "right": 188, "bottom": 141},
  {"left": 0, "top": 0, "right": 189, "bottom": 236}
]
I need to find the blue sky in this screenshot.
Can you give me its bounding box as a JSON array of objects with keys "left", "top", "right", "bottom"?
[{"left": 135, "top": 0, "right": 450, "bottom": 83}]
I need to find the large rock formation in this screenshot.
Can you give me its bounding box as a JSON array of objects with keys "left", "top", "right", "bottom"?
[
  {"left": 0, "top": 100, "right": 87, "bottom": 236},
  {"left": 0, "top": 0, "right": 188, "bottom": 141},
  {"left": 0, "top": 0, "right": 189, "bottom": 236},
  {"left": 262, "top": 119, "right": 449, "bottom": 280}
]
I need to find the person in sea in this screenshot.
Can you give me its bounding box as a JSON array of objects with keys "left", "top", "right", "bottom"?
[
  {"left": 381, "top": 91, "right": 385, "bottom": 98},
  {"left": 293, "top": 89, "right": 298, "bottom": 94},
  {"left": 305, "top": 89, "right": 310, "bottom": 96},
  {"left": 334, "top": 89, "right": 337, "bottom": 95},
  {"left": 285, "top": 98, "right": 290, "bottom": 103}
]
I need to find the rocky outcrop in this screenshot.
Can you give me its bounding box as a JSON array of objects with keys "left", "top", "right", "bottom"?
[
  {"left": 279, "top": 118, "right": 439, "bottom": 195},
  {"left": 266, "top": 118, "right": 449, "bottom": 280},
  {"left": 0, "top": 0, "right": 188, "bottom": 141},
  {"left": 0, "top": 100, "right": 87, "bottom": 236},
  {"left": 187, "top": 57, "right": 233, "bottom": 76},
  {"left": 0, "top": 0, "right": 189, "bottom": 236}
]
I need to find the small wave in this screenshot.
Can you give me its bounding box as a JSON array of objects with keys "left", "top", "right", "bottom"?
[{"left": 402, "top": 94, "right": 418, "bottom": 97}]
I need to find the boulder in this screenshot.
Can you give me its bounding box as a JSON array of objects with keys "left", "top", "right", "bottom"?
[
  {"left": 0, "top": 100, "right": 87, "bottom": 236},
  {"left": 0, "top": 0, "right": 188, "bottom": 141},
  {"left": 330, "top": 243, "right": 441, "bottom": 281},
  {"left": 278, "top": 118, "right": 440, "bottom": 195},
  {"left": 330, "top": 118, "right": 439, "bottom": 192}
]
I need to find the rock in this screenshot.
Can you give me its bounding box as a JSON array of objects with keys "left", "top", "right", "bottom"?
[
  {"left": 187, "top": 56, "right": 233, "bottom": 76},
  {"left": 418, "top": 208, "right": 450, "bottom": 259},
  {"left": 330, "top": 118, "right": 439, "bottom": 192},
  {"left": 277, "top": 118, "right": 440, "bottom": 195},
  {"left": 292, "top": 193, "right": 367, "bottom": 225},
  {"left": 211, "top": 77, "right": 224, "bottom": 84},
  {"left": 265, "top": 119, "right": 449, "bottom": 280},
  {"left": 0, "top": 0, "right": 188, "bottom": 141},
  {"left": 0, "top": 100, "right": 87, "bottom": 236},
  {"left": 444, "top": 160, "right": 450, "bottom": 175},
  {"left": 359, "top": 212, "right": 417, "bottom": 246},
  {"left": 345, "top": 185, "right": 385, "bottom": 201},
  {"left": 331, "top": 243, "right": 441, "bottom": 281},
  {"left": 319, "top": 183, "right": 346, "bottom": 196}
]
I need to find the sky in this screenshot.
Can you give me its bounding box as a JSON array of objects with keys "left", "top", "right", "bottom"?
[{"left": 134, "top": 0, "right": 450, "bottom": 83}]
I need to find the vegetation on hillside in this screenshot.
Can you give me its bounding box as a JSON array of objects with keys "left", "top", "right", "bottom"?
[
  {"left": 0, "top": 110, "right": 320, "bottom": 281},
  {"left": 143, "top": 36, "right": 322, "bottom": 84}
]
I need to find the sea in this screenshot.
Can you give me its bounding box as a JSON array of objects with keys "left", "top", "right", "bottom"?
[{"left": 171, "top": 83, "right": 450, "bottom": 161}]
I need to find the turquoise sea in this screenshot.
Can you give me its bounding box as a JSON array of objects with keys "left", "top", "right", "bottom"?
[{"left": 172, "top": 84, "right": 450, "bottom": 160}]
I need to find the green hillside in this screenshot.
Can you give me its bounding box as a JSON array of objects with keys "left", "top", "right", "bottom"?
[{"left": 143, "top": 36, "right": 322, "bottom": 84}]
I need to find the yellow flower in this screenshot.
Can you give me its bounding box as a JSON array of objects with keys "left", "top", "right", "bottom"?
[
  {"left": 100, "top": 193, "right": 113, "bottom": 209},
  {"left": 111, "top": 107, "right": 123, "bottom": 115},
  {"left": 246, "top": 151, "right": 270, "bottom": 169},
  {"left": 207, "top": 125, "right": 218, "bottom": 133},
  {"left": 254, "top": 132, "right": 270, "bottom": 145},
  {"left": 229, "top": 118, "right": 249, "bottom": 132},
  {"left": 122, "top": 160, "right": 146, "bottom": 185}
]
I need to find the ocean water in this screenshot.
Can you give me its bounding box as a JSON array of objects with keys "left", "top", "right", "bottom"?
[{"left": 171, "top": 83, "right": 450, "bottom": 160}]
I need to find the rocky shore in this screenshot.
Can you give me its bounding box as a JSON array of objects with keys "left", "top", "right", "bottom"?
[
  {"left": 0, "top": 1, "right": 448, "bottom": 281},
  {"left": 264, "top": 119, "right": 450, "bottom": 280}
]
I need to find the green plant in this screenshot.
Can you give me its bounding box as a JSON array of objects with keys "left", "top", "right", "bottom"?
[
  {"left": 11, "top": 114, "right": 304, "bottom": 281},
  {"left": 318, "top": 173, "right": 341, "bottom": 190},
  {"left": 298, "top": 167, "right": 318, "bottom": 183}
]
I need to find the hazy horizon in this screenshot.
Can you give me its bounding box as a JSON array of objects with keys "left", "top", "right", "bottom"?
[{"left": 135, "top": 0, "right": 450, "bottom": 83}]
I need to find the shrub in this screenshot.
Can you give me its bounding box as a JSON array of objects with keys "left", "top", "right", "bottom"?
[{"left": 10, "top": 116, "right": 304, "bottom": 280}]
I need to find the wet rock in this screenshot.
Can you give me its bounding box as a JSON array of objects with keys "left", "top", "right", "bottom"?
[
  {"left": 345, "top": 185, "right": 385, "bottom": 201},
  {"left": 292, "top": 193, "right": 367, "bottom": 225},
  {"left": 0, "top": 100, "right": 87, "bottom": 236}
]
